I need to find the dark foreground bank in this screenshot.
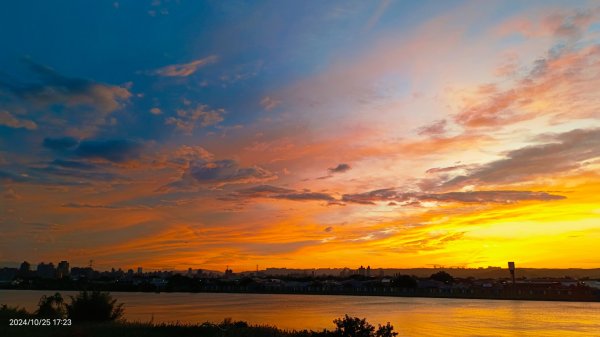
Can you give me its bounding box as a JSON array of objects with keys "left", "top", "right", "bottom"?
[
  {"left": 1, "top": 319, "right": 398, "bottom": 337},
  {"left": 1, "top": 291, "right": 398, "bottom": 337}
]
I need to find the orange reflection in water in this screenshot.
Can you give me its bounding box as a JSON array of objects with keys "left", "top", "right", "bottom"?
[{"left": 2, "top": 290, "right": 599, "bottom": 337}]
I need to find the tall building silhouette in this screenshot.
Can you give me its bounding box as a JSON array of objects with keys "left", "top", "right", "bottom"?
[{"left": 57, "top": 261, "right": 70, "bottom": 278}]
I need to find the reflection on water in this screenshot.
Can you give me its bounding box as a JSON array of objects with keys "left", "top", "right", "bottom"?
[{"left": 1, "top": 290, "right": 599, "bottom": 336}]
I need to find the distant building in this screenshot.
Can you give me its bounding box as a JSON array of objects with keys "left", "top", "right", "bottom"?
[
  {"left": 57, "top": 261, "right": 70, "bottom": 278},
  {"left": 0, "top": 267, "right": 18, "bottom": 282},
  {"left": 19, "top": 261, "right": 31, "bottom": 275},
  {"left": 137, "top": 267, "right": 143, "bottom": 275},
  {"left": 366, "top": 266, "right": 371, "bottom": 277},
  {"left": 225, "top": 266, "right": 234, "bottom": 279},
  {"left": 339, "top": 267, "right": 351, "bottom": 277},
  {"left": 71, "top": 267, "right": 94, "bottom": 280},
  {"left": 358, "top": 265, "right": 366, "bottom": 277},
  {"left": 37, "top": 262, "right": 56, "bottom": 279}
]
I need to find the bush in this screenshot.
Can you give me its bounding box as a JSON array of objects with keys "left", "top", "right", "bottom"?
[
  {"left": 333, "top": 315, "right": 374, "bottom": 337},
  {"left": 375, "top": 322, "right": 398, "bottom": 337},
  {"left": 332, "top": 315, "right": 398, "bottom": 337},
  {"left": 66, "top": 290, "right": 124, "bottom": 322},
  {"left": 391, "top": 275, "right": 417, "bottom": 288},
  {"left": 430, "top": 271, "right": 454, "bottom": 284},
  {"left": 35, "top": 292, "right": 66, "bottom": 318},
  {"left": 0, "top": 304, "right": 34, "bottom": 319}
]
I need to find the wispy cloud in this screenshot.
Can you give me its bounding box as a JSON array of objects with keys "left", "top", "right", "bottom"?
[
  {"left": 443, "top": 128, "right": 600, "bottom": 187},
  {"left": 328, "top": 163, "right": 351, "bottom": 174},
  {"left": 164, "top": 160, "right": 277, "bottom": 190},
  {"left": 1, "top": 59, "right": 131, "bottom": 115},
  {"left": 227, "top": 185, "right": 335, "bottom": 202},
  {"left": 0, "top": 110, "right": 37, "bottom": 130},
  {"left": 165, "top": 104, "right": 225, "bottom": 134},
  {"left": 151, "top": 55, "right": 218, "bottom": 77},
  {"left": 342, "top": 189, "right": 565, "bottom": 205}
]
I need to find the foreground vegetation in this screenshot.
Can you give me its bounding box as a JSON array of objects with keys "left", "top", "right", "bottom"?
[{"left": 1, "top": 291, "right": 398, "bottom": 337}]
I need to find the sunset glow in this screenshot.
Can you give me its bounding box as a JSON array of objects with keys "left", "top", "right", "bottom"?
[{"left": 1, "top": 0, "right": 599, "bottom": 271}]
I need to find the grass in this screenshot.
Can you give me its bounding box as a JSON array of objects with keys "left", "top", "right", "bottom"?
[{"left": 0, "top": 320, "right": 330, "bottom": 337}]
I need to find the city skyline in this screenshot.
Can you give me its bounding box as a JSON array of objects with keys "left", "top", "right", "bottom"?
[{"left": 1, "top": 1, "right": 600, "bottom": 271}]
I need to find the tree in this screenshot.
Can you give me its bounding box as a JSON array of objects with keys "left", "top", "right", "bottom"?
[
  {"left": 333, "top": 315, "right": 375, "bottom": 337},
  {"left": 391, "top": 274, "right": 417, "bottom": 288},
  {"left": 36, "top": 292, "right": 66, "bottom": 318},
  {"left": 376, "top": 322, "right": 399, "bottom": 337},
  {"left": 430, "top": 271, "right": 454, "bottom": 284},
  {"left": 0, "top": 305, "right": 33, "bottom": 319},
  {"left": 66, "top": 291, "right": 124, "bottom": 322}
]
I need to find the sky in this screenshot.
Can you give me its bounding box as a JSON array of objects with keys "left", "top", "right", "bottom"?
[{"left": 1, "top": 0, "right": 600, "bottom": 272}]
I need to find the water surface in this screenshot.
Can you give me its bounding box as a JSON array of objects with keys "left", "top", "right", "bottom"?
[{"left": 1, "top": 290, "right": 599, "bottom": 336}]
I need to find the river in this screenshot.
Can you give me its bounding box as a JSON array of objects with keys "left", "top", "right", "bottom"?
[{"left": 1, "top": 290, "right": 599, "bottom": 336}]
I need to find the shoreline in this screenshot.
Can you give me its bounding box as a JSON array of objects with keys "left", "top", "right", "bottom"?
[{"left": 3, "top": 287, "right": 599, "bottom": 303}]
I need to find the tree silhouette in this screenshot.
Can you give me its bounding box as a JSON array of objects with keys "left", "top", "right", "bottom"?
[
  {"left": 66, "top": 291, "right": 124, "bottom": 322},
  {"left": 333, "top": 315, "right": 375, "bottom": 337},
  {"left": 391, "top": 274, "right": 417, "bottom": 288},
  {"left": 430, "top": 271, "right": 454, "bottom": 284},
  {"left": 36, "top": 292, "right": 66, "bottom": 318},
  {"left": 376, "top": 322, "right": 399, "bottom": 337}
]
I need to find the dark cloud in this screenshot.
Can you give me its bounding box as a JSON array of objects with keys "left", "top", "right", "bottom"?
[
  {"left": 341, "top": 188, "right": 397, "bottom": 204},
  {"left": 32, "top": 165, "right": 123, "bottom": 182},
  {"left": 443, "top": 128, "right": 600, "bottom": 187},
  {"left": 188, "top": 159, "right": 274, "bottom": 184},
  {"left": 417, "top": 119, "right": 447, "bottom": 136},
  {"left": 273, "top": 192, "right": 335, "bottom": 202},
  {"left": 229, "top": 184, "right": 335, "bottom": 202},
  {"left": 234, "top": 185, "right": 294, "bottom": 197},
  {"left": 342, "top": 189, "right": 565, "bottom": 205},
  {"left": 43, "top": 137, "right": 79, "bottom": 151},
  {"left": 0, "top": 164, "right": 116, "bottom": 186},
  {"left": 420, "top": 191, "right": 565, "bottom": 203},
  {"left": 328, "top": 163, "right": 351, "bottom": 174},
  {"left": 547, "top": 10, "right": 596, "bottom": 40},
  {"left": 61, "top": 203, "right": 118, "bottom": 209},
  {"left": 50, "top": 159, "right": 96, "bottom": 170},
  {"left": 163, "top": 160, "right": 277, "bottom": 191},
  {"left": 1, "top": 59, "right": 131, "bottom": 115},
  {"left": 74, "top": 139, "right": 143, "bottom": 163}
]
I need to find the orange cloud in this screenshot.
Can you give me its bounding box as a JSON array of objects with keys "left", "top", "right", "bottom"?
[{"left": 151, "top": 55, "right": 218, "bottom": 77}]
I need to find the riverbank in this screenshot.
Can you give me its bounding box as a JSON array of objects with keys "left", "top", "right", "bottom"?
[{"left": 1, "top": 320, "right": 326, "bottom": 337}]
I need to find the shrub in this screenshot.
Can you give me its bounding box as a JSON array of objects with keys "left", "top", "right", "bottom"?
[
  {"left": 391, "top": 275, "right": 417, "bottom": 288},
  {"left": 35, "top": 292, "right": 66, "bottom": 318},
  {"left": 333, "top": 315, "right": 375, "bottom": 337},
  {"left": 66, "top": 290, "right": 124, "bottom": 322},
  {"left": 331, "top": 315, "right": 398, "bottom": 337},
  {"left": 375, "top": 322, "right": 398, "bottom": 337},
  {"left": 430, "top": 271, "right": 454, "bottom": 284},
  {"left": 0, "top": 304, "right": 34, "bottom": 319}
]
